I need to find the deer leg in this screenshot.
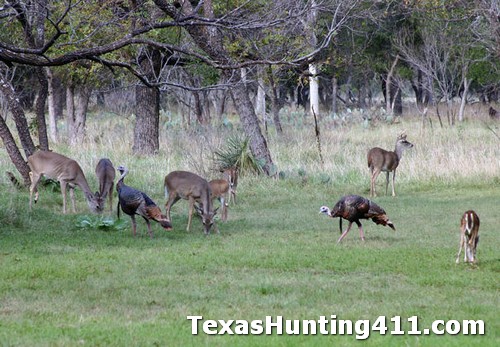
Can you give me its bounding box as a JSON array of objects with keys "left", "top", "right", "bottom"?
[
  {"left": 231, "top": 188, "right": 237, "bottom": 205},
  {"left": 370, "top": 168, "right": 381, "bottom": 197},
  {"left": 356, "top": 220, "right": 365, "bottom": 241},
  {"left": 456, "top": 234, "right": 465, "bottom": 264},
  {"left": 29, "top": 172, "right": 41, "bottom": 210},
  {"left": 337, "top": 221, "right": 354, "bottom": 244},
  {"left": 391, "top": 170, "right": 397, "bottom": 197},
  {"left": 165, "top": 195, "right": 180, "bottom": 222},
  {"left": 60, "top": 181, "right": 68, "bottom": 214},
  {"left": 385, "top": 172, "right": 390, "bottom": 196},
  {"left": 186, "top": 197, "right": 195, "bottom": 232},
  {"left": 220, "top": 196, "right": 227, "bottom": 222},
  {"left": 69, "top": 185, "right": 76, "bottom": 213},
  {"left": 108, "top": 184, "right": 114, "bottom": 212}
]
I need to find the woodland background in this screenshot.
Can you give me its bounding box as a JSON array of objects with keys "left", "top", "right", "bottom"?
[{"left": 0, "top": 0, "right": 499, "bottom": 181}]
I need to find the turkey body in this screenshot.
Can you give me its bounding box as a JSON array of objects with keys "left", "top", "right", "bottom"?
[
  {"left": 320, "top": 194, "right": 395, "bottom": 243},
  {"left": 117, "top": 166, "right": 172, "bottom": 238}
]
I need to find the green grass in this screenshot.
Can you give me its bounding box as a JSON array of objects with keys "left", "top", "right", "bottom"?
[
  {"left": 0, "top": 115, "right": 498, "bottom": 345},
  {"left": 0, "top": 175, "right": 499, "bottom": 346}
]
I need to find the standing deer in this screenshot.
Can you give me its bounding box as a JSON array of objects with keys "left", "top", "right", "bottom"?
[
  {"left": 164, "top": 170, "right": 217, "bottom": 234},
  {"left": 222, "top": 167, "right": 239, "bottom": 204},
  {"left": 27, "top": 151, "right": 102, "bottom": 213},
  {"left": 456, "top": 210, "right": 480, "bottom": 264},
  {"left": 368, "top": 132, "right": 414, "bottom": 197},
  {"left": 209, "top": 179, "right": 229, "bottom": 222},
  {"left": 95, "top": 158, "right": 115, "bottom": 212}
]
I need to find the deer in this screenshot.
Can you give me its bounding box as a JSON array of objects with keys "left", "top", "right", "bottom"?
[
  {"left": 367, "top": 132, "right": 414, "bottom": 197},
  {"left": 27, "top": 151, "right": 103, "bottom": 214},
  {"left": 209, "top": 179, "right": 229, "bottom": 222},
  {"left": 456, "top": 210, "right": 480, "bottom": 264},
  {"left": 95, "top": 158, "right": 116, "bottom": 212},
  {"left": 164, "top": 170, "right": 218, "bottom": 234},
  {"left": 222, "top": 167, "right": 239, "bottom": 204}
]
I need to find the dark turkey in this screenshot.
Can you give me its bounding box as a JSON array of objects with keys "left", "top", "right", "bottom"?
[
  {"left": 117, "top": 165, "right": 172, "bottom": 238},
  {"left": 319, "top": 194, "right": 395, "bottom": 243}
]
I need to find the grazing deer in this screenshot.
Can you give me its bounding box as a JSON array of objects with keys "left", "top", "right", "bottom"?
[
  {"left": 27, "top": 151, "right": 102, "bottom": 213},
  {"left": 368, "top": 132, "right": 414, "bottom": 197},
  {"left": 209, "top": 179, "right": 229, "bottom": 222},
  {"left": 222, "top": 167, "right": 239, "bottom": 204},
  {"left": 164, "top": 170, "right": 217, "bottom": 234},
  {"left": 456, "top": 210, "right": 480, "bottom": 264},
  {"left": 95, "top": 158, "right": 116, "bottom": 212}
]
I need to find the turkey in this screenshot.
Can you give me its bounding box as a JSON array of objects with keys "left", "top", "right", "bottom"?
[
  {"left": 116, "top": 165, "right": 172, "bottom": 238},
  {"left": 319, "top": 194, "right": 395, "bottom": 244}
]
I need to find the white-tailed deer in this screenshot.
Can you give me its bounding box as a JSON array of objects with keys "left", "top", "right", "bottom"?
[
  {"left": 95, "top": 158, "right": 115, "bottom": 212},
  {"left": 456, "top": 210, "right": 480, "bottom": 264},
  {"left": 222, "top": 167, "right": 239, "bottom": 204},
  {"left": 209, "top": 179, "right": 229, "bottom": 222},
  {"left": 368, "top": 132, "right": 414, "bottom": 197},
  {"left": 164, "top": 170, "right": 217, "bottom": 234},
  {"left": 27, "top": 151, "right": 102, "bottom": 213}
]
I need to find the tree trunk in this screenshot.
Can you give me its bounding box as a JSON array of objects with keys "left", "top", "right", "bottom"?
[
  {"left": 331, "top": 76, "right": 338, "bottom": 114},
  {"left": 229, "top": 76, "right": 275, "bottom": 176},
  {"left": 0, "top": 115, "right": 31, "bottom": 186},
  {"left": 133, "top": 84, "right": 160, "bottom": 155},
  {"left": 66, "top": 83, "right": 75, "bottom": 142},
  {"left": 267, "top": 66, "right": 283, "bottom": 134},
  {"left": 309, "top": 63, "right": 320, "bottom": 115},
  {"left": 35, "top": 67, "right": 49, "bottom": 150},
  {"left": 133, "top": 47, "right": 162, "bottom": 155},
  {"left": 192, "top": 90, "right": 205, "bottom": 124},
  {"left": 386, "top": 54, "right": 399, "bottom": 115},
  {"left": 255, "top": 68, "right": 266, "bottom": 119},
  {"left": 458, "top": 77, "right": 470, "bottom": 122},
  {"left": 0, "top": 65, "right": 36, "bottom": 158},
  {"left": 70, "top": 86, "right": 90, "bottom": 145},
  {"left": 46, "top": 68, "right": 59, "bottom": 143}
]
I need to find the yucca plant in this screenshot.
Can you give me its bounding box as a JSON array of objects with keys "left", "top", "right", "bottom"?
[{"left": 213, "top": 134, "right": 263, "bottom": 175}]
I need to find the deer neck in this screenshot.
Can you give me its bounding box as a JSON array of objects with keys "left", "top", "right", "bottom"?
[
  {"left": 394, "top": 142, "right": 406, "bottom": 160},
  {"left": 202, "top": 186, "right": 212, "bottom": 214},
  {"left": 77, "top": 176, "right": 94, "bottom": 199}
]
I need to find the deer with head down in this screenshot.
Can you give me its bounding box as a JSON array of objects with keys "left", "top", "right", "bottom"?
[
  {"left": 456, "top": 210, "right": 480, "bottom": 264},
  {"left": 367, "top": 132, "right": 414, "bottom": 197},
  {"left": 164, "top": 170, "right": 218, "bottom": 234},
  {"left": 209, "top": 179, "right": 229, "bottom": 222},
  {"left": 27, "top": 151, "right": 103, "bottom": 213},
  {"left": 95, "top": 158, "right": 116, "bottom": 212}
]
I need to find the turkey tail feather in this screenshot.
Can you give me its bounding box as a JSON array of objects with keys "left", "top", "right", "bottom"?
[{"left": 371, "top": 214, "right": 396, "bottom": 231}]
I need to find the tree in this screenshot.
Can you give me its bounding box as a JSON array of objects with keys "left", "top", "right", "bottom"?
[{"left": 394, "top": 2, "right": 485, "bottom": 124}]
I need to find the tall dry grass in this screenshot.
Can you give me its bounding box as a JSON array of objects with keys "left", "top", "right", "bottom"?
[{"left": 0, "top": 108, "right": 498, "bottom": 192}]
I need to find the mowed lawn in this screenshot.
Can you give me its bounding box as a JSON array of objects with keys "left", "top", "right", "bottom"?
[{"left": 0, "top": 177, "right": 499, "bottom": 346}]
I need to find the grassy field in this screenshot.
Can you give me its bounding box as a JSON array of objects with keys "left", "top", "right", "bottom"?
[{"left": 0, "top": 113, "right": 499, "bottom": 346}]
